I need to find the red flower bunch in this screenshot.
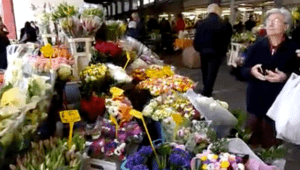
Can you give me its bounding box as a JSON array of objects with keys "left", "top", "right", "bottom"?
[
  {"left": 81, "top": 95, "right": 106, "bottom": 122},
  {"left": 94, "top": 40, "right": 123, "bottom": 57}
]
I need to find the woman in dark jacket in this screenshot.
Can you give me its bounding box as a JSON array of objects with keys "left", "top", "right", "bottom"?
[
  {"left": 19, "top": 22, "right": 37, "bottom": 43},
  {"left": 241, "top": 8, "right": 300, "bottom": 148}
]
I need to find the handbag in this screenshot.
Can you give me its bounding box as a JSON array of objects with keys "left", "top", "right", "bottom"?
[
  {"left": 182, "top": 46, "right": 201, "bottom": 69},
  {"left": 267, "top": 73, "right": 300, "bottom": 144}
]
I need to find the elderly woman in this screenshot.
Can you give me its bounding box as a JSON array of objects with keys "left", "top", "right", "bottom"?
[{"left": 241, "top": 8, "right": 300, "bottom": 148}]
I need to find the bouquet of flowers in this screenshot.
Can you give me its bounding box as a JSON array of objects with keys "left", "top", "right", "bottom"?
[
  {"left": 87, "top": 117, "right": 143, "bottom": 160},
  {"left": 137, "top": 75, "right": 195, "bottom": 96},
  {"left": 79, "top": 63, "right": 108, "bottom": 96},
  {"left": 106, "top": 63, "right": 132, "bottom": 84},
  {"left": 131, "top": 65, "right": 174, "bottom": 82},
  {"left": 51, "top": 3, "right": 77, "bottom": 21},
  {"left": 190, "top": 151, "right": 247, "bottom": 170},
  {"left": 105, "top": 94, "right": 133, "bottom": 123},
  {"left": 125, "top": 143, "right": 192, "bottom": 170},
  {"left": 106, "top": 20, "right": 123, "bottom": 41},
  {"left": 9, "top": 133, "right": 85, "bottom": 170},
  {"left": 142, "top": 91, "right": 200, "bottom": 121}
]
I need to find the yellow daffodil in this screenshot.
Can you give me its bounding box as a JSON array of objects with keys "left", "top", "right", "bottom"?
[
  {"left": 220, "top": 161, "right": 230, "bottom": 168},
  {"left": 201, "top": 156, "right": 207, "bottom": 161},
  {"left": 202, "top": 164, "right": 208, "bottom": 169}
]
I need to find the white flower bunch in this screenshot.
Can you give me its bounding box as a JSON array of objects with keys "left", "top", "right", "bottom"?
[
  {"left": 107, "top": 63, "right": 132, "bottom": 84},
  {"left": 105, "top": 98, "right": 121, "bottom": 117}
]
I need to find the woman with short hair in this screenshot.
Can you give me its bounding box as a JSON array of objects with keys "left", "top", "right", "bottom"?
[{"left": 241, "top": 8, "right": 300, "bottom": 149}]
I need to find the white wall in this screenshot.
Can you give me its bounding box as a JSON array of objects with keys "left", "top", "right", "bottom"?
[{"left": 13, "top": 0, "right": 84, "bottom": 39}]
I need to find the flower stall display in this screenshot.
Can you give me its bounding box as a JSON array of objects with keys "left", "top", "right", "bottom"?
[
  {"left": 142, "top": 92, "right": 200, "bottom": 121},
  {"left": 9, "top": 133, "right": 85, "bottom": 170},
  {"left": 190, "top": 151, "right": 247, "bottom": 170},
  {"left": 137, "top": 75, "right": 195, "bottom": 96}
]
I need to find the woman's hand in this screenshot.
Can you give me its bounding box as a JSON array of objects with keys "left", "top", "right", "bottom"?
[
  {"left": 296, "top": 49, "right": 300, "bottom": 57},
  {"left": 251, "top": 64, "right": 266, "bottom": 81},
  {"left": 265, "top": 68, "right": 287, "bottom": 83}
]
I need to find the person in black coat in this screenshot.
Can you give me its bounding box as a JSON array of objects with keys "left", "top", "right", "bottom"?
[
  {"left": 193, "top": 3, "right": 232, "bottom": 97},
  {"left": 241, "top": 8, "right": 300, "bottom": 149},
  {"left": 0, "top": 16, "right": 10, "bottom": 69},
  {"left": 19, "top": 22, "right": 37, "bottom": 43}
]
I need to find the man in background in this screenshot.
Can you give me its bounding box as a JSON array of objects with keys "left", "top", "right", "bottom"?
[{"left": 193, "top": 4, "right": 232, "bottom": 97}]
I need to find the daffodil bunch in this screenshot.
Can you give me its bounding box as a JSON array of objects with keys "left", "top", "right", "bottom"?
[
  {"left": 80, "top": 63, "right": 107, "bottom": 82},
  {"left": 80, "top": 63, "right": 109, "bottom": 96}
]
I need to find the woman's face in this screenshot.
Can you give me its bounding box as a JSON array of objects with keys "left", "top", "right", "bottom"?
[{"left": 266, "top": 13, "right": 287, "bottom": 36}]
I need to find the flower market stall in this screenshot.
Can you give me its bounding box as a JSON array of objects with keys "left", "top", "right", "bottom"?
[{"left": 0, "top": 2, "right": 288, "bottom": 170}]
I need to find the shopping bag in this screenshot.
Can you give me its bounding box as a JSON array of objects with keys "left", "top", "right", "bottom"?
[
  {"left": 267, "top": 73, "right": 300, "bottom": 145},
  {"left": 182, "top": 46, "right": 201, "bottom": 69}
]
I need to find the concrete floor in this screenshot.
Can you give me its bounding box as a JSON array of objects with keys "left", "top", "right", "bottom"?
[{"left": 160, "top": 51, "right": 248, "bottom": 113}]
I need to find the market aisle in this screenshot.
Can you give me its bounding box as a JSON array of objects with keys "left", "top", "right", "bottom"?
[{"left": 160, "top": 51, "right": 247, "bottom": 113}]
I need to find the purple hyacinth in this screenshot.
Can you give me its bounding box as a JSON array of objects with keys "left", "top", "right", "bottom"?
[
  {"left": 138, "top": 146, "right": 153, "bottom": 155},
  {"left": 132, "top": 165, "right": 149, "bottom": 170}
]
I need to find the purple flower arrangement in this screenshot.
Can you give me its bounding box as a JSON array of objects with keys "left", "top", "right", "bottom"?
[
  {"left": 126, "top": 144, "right": 192, "bottom": 170},
  {"left": 88, "top": 118, "right": 143, "bottom": 160}
]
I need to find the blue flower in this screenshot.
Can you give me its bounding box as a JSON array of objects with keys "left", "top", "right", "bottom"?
[
  {"left": 169, "top": 153, "right": 191, "bottom": 168},
  {"left": 126, "top": 153, "right": 145, "bottom": 169},
  {"left": 132, "top": 165, "right": 149, "bottom": 170},
  {"left": 138, "top": 146, "right": 153, "bottom": 155}
]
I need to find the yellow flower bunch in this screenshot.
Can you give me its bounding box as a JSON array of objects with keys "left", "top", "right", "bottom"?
[
  {"left": 80, "top": 63, "right": 107, "bottom": 79},
  {"left": 145, "top": 65, "right": 174, "bottom": 79}
]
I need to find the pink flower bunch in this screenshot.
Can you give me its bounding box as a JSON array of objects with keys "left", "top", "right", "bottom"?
[{"left": 31, "top": 56, "right": 75, "bottom": 72}]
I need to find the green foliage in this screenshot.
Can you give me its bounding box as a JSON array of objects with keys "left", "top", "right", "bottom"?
[
  {"left": 209, "top": 138, "right": 229, "bottom": 154},
  {"left": 256, "top": 145, "right": 287, "bottom": 162}
]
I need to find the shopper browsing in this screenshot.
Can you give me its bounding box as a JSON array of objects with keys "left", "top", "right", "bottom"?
[{"left": 241, "top": 8, "right": 300, "bottom": 149}]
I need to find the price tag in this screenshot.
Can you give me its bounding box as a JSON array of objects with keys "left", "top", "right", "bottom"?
[
  {"left": 123, "top": 51, "right": 131, "bottom": 69},
  {"left": 110, "top": 87, "right": 124, "bottom": 98},
  {"left": 59, "top": 110, "right": 81, "bottom": 149},
  {"left": 59, "top": 110, "right": 81, "bottom": 123},
  {"left": 40, "top": 43, "right": 54, "bottom": 69},
  {"left": 129, "top": 109, "right": 143, "bottom": 119}
]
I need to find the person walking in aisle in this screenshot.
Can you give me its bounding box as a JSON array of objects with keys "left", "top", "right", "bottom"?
[
  {"left": 193, "top": 3, "right": 232, "bottom": 97},
  {"left": 241, "top": 8, "right": 300, "bottom": 150}
]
